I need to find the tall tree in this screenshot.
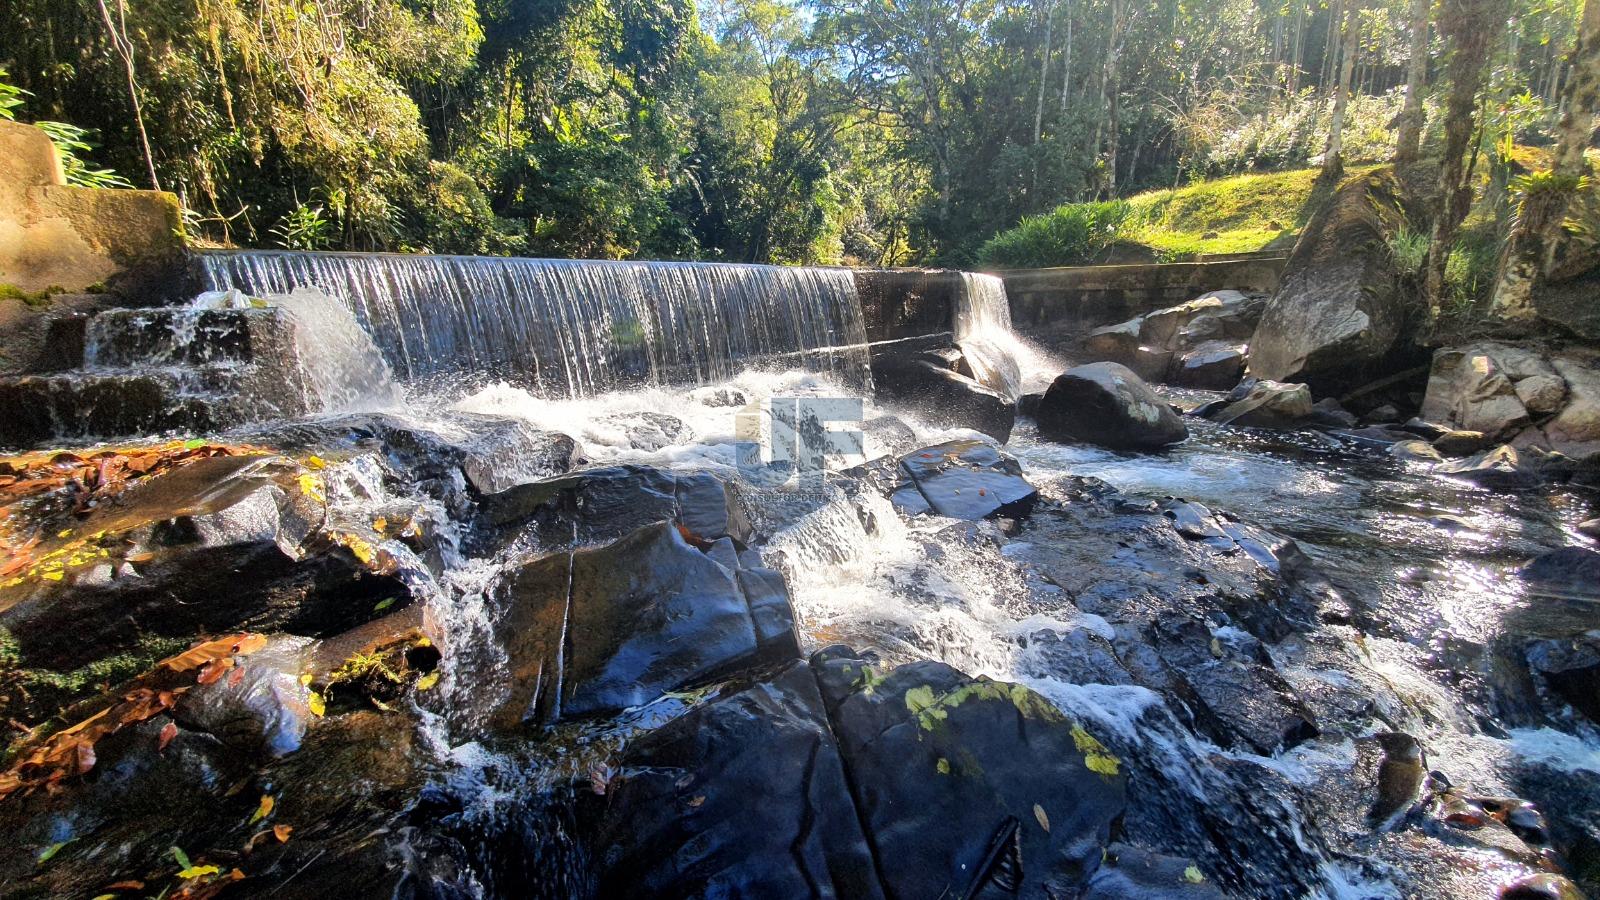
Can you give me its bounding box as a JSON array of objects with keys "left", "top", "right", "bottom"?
[
  {"left": 1426, "top": 0, "right": 1510, "bottom": 317},
  {"left": 1394, "top": 0, "right": 1433, "bottom": 162},
  {"left": 1323, "top": 0, "right": 1364, "bottom": 180},
  {"left": 1490, "top": 0, "right": 1600, "bottom": 319}
]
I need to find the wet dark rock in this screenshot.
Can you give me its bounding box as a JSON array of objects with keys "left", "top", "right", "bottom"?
[
  {"left": 1510, "top": 547, "right": 1600, "bottom": 602},
  {"left": 245, "top": 411, "right": 582, "bottom": 501},
  {"left": 578, "top": 661, "right": 883, "bottom": 899},
  {"left": 1307, "top": 397, "right": 1360, "bottom": 428},
  {"left": 1171, "top": 342, "right": 1247, "bottom": 390},
  {"left": 1369, "top": 732, "right": 1428, "bottom": 827},
  {"left": 1526, "top": 635, "right": 1600, "bottom": 723},
  {"left": 1434, "top": 428, "right": 1491, "bottom": 457},
  {"left": 893, "top": 440, "right": 1038, "bottom": 520},
  {"left": 1037, "top": 362, "right": 1188, "bottom": 451},
  {"left": 1337, "top": 425, "right": 1416, "bottom": 445},
  {"left": 479, "top": 464, "right": 751, "bottom": 549},
  {"left": 1361, "top": 403, "right": 1401, "bottom": 425},
  {"left": 1577, "top": 518, "right": 1600, "bottom": 540},
  {"left": 688, "top": 385, "right": 748, "bottom": 407},
  {"left": 1084, "top": 844, "right": 1224, "bottom": 900},
  {"left": 1437, "top": 445, "right": 1543, "bottom": 490},
  {"left": 489, "top": 521, "right": 796, "bottom": 727},
  {"left": 1139, "top": 614, "right": 1319, "bottom": 755},
  {"left": 174, "top": 635, "right": 315, "bottom": 757},
  {"left": 0, "top": 455, "right": 413, "bottom": 680},
  {"left": 1202, "top": 378, "right": 1314, "bottom": 428},
  {"left": 812, "top": 647, "right": 1126, "bottom": 898},
  {"left": 1248, "top": 170, "right": 1424, "bottom": 395},
  {"left": 1018, "top": 390, "right": 1044, "bottom": 418},
  {"left": 870, "top": 350, "right": 1016, "bottom": 443}
]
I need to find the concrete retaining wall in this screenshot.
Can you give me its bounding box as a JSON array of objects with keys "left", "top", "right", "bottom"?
[{"left": 1002, "top": 257, "right": 1287, "bottom": 340}]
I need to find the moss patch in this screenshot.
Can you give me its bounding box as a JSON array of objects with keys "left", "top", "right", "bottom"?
[{"left": 0, "top": 283, "right": 65, "bottom": 307}]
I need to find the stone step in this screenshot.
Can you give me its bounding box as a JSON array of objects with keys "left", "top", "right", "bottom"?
[
  {"left": 85, "top": 307, "right": 295, "bottom": 369},
  {"left": 0, "top": 363, "right": 310, "bottom": 450}
]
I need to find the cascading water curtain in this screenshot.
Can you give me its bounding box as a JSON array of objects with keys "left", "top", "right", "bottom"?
[{"left": 198, "top": 250, "right": 875, "bottom": 399}]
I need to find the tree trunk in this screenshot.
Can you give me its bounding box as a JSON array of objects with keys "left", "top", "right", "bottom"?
[
  {"left": 1094, "top": 0, "right": 1125, "bottom": 196},
  {"left": 96, "top": 0, "right": 160, "bottom": 191},
  {"left": 1490, "top": 0, "right": 1600, "bottom": 320},
  {"left": 1394, "top": 0, "right": 1431, "bottom": 162},
  {"left": 1323, "top": 0, "right": 1362, "bottom": 181},
  {"left": 1034, "top": 0, "right": 1054, "bottom": 144},
  {"left": 1425, "top": 0, "right": 1508, "bottom": 318},
  {"left": 1290, "top": 0, "right": 1307, "bottom": 94},
  {"left": 1059, "top": 0, "right": 1074, "bottom": 110}
]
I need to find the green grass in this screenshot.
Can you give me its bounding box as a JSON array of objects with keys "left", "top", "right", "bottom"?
[{"left": 978, "top": 166, "right": 1379, "bottom": 267}]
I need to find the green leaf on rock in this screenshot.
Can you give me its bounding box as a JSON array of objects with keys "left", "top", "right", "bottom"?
[
  {"left": 37, "top": 840, "right": 71, "bottom": 863},
  {"left": 1184, "top": 865, "right": 1206, "bottom": 884},
  {"left": 182, "top": 438, "right": 205, "bottom": 450},
  {"left": 170, "top": 846, "right": 192, "bottom": 870}
]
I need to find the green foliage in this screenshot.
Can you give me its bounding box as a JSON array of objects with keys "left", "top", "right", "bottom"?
[
  {"left": 1388, "top": 227, "right": 1430, "bottom": 273},
  {"left": 976, "top": 201, "right": 1133, "bottom": 269},
  {"left": 0, "top": 68, "right": 23, "bottom": 121},
  {"left": 270, "top": 202, "right": 334, "bottom": 251}
]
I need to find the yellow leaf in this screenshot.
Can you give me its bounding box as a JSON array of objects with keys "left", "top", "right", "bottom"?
[
  {"left": 307, "top": 691, "right": 325, "bottom": 717},
  {"left": 305, "top": 455, "right": 326, "bottom": 470},
  {"left": 37, "top": 840, "right": 71, "bottom": 863},
  {"left": 935, "top": 757, "right": 951, "bottom": 775},
  {"left": 1033, "top": 803, "right": 1050, "bottom": 832},
  {"left": 300, "top": 673, "right": 313, "bottom": 686},
  {"left": 56, "top": 529, "right": 72, "bottom": 538},
  {"left": 177, "top": 865, "right": 220, "bottom": 880},
  {"left": 415, "top": 671, "right": 440, "bottom": 691},
  {"left": 91, "top": 895, "right": 116, "bottom": 900},
  {"left": 372, "top": 516, "right": 387, "bottom": 533},
  {"left": 1184, "top": 866, "right": 1206, "bottom": 884},
  {"left": 249, "top": 794, "right": 275, "bottom": 824}
]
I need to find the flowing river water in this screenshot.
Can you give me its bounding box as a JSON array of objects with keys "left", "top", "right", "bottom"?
[{"left": 20, "top": 252, "right": 1594, "bottom": 898}]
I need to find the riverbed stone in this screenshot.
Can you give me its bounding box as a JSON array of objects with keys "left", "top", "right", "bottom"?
[
  {"left": 489, "top": 520, "right": 795, "bottom": 727},
  {"left": 812, "top": 646, "right": 1126, "bottom": 898},
  {"left": 870, "top": 351, "right": 1017, "bottom": 443},
  {"left": 1203, "top": 378, "right": 1314, "bottom": 428},
  {"left": 1433, "top": 429, "right": 1489, "bottom": 456},
  {"left": 578, "top": 661, "right": 884, "bottom": 899},
  {"left": 1084, "top": 844, "right": 1225, "bottom": 900},
  {"left": 479, "top": 464, "right": 750, "bottom": 549},
  {"left": 1172, "top": 341, "right": 1247, "bottom": 390},
  {"left": 1036, "top": 362, "right": 1188, "bottom": 451},
  {"left": 1519, "top": 547, "right": 1600, "bottom": 605},
  {"left": 1436, "top": 445, "right": 1543, "bottom": 490},
  {"left": 894, "top": 440, "right": 1038, "bottom": 520}
]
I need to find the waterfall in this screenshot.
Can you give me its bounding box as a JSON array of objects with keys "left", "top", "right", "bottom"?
[
  {"left": 955, "top": 273, "right": 1023, "bottom": 400},
  {"left": 198, "top": 250, "right": 872, "bottom": 398}
]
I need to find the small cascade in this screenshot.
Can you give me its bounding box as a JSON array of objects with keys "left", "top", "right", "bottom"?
[
  {"left": 954, "top": 273, "right": 1024, "bottom": 400},
  {"left": 252, "top": 287, "right": 406, "bottom": 413},
  {"left": 199, "top": 250, "right": 873, "bottom": 398}
]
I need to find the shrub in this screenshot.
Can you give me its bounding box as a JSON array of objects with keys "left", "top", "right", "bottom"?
[{"left": 976, "top": 201, "right": 1134, "bottom": 269}]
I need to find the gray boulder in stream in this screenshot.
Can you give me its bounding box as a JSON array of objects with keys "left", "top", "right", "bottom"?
[
  {"left": 890, "top": 439, "right": 1039, "bottom": 519},
  {"left": 870, "top": 349, "right": 1016, "bottom": 443},
  {"left": 1247, "top": 170, "right": 1423, "bottom": 395},
  {"left": 1036, "top": 362, "right": 1188, "bottom": 451},
  {"left": 488, "top": 520, "right": 797, "bottom": 727}
]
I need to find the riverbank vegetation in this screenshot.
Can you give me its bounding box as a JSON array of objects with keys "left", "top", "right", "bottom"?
[{"left": 0, "top": 0, "right": 1590, "bottom": 281}]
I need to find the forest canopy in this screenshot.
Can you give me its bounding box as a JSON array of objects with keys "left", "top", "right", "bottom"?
[{"left": 0, "top": 0, "right": 1587, "bottom": 267}]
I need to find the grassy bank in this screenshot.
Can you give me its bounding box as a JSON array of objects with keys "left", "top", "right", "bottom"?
[{"left": 978, "top": 167, "right": 1378, "bottom": 268}]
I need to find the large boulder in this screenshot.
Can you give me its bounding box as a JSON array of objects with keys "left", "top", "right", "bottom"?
[
  {"left": 812, "top": 647, "right": 1127, "bottom": 898},
  {"left": 1248, "top": 170, "right": 1423, "bottom": 395},
  {"left": 577, "top": 662, "right": 884, "bottom": 898},
  {"left": 1036, "top": 362, "right": 1188, "bottom": 451},
  {"left": 1421, "top": 343, "right": 1600, "bottom": 461},
  {"left": 1080, "top": 291, "right": 1265, "bottom": 387},
  {"left": 478, "top": 464, "right": 749, "bottom": 549},
  {"left": 487, "top": 520, "right": 797, "bottom": 727},
  {"left": 870, "top": 350, "right": 1016, "bottom": 443}
]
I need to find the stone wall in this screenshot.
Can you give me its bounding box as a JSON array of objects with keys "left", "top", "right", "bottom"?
[
  {"left": 0, "top": 120, "right": 184, "bottom": 295},
  {"left": 1002, "top": 257, "right": 1287, "bottom": 342},
  {"left": 853, "top": 268, "right": 966, "bottom": 343}
]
